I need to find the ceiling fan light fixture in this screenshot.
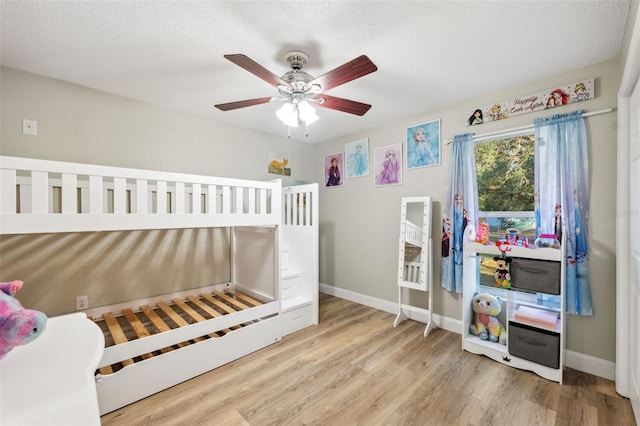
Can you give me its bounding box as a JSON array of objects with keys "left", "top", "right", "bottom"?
[
  {"left": 276, "top": 102, "right": 300, "bottom": 127},
  {"left": 276, "top": 100, "right": 319, "bottom": 128},
  {"left": 298, "top": 100, "right": 319, "bottom": 125}
]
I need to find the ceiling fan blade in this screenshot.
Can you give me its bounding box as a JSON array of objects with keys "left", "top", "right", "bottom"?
[
  {"left": 224, "top": 54, "right": 288, "bottom": 88},
  {"left": 215, "top": 97, "right": 273, "bottom": 111},
  {"left": 314, "top": 94, "right": 372, "bottom": 116},
  {"left": 310, "top": 55, "right": 377, "bottom": 91}
]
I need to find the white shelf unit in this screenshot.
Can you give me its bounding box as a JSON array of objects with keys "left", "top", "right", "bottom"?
[
  {"left": 280, "top": 184, "right": 319, "bottom": 336},
  {"left": 462, "top": 226, "right": 565, "bottom": 383}
]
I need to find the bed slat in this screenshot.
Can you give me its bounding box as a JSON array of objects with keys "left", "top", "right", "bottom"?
[
  {"left": 122, "top": 309, "right": 154, "bottom": 360},
  {"left": 102, "top": 313, "right": 134, "bottom": 366},
  {"left": 214, "top": 290, "right": 250, "bottom": 310},
  {"left": 156, "top": 301, "right": 205, "bottom": 343},
  {"left": 186, "top": 295, "right": 235, "bottom": 333},
  {"left": 140, "top": 305, "right": 188, "bottom": 349}
]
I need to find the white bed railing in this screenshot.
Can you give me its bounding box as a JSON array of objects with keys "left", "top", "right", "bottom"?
[
  {"left": 404, "top": 220, "right": 423, "bottom": 247},
  {"left": 0, "top": 156, "right": 281, "bottom": 234}
]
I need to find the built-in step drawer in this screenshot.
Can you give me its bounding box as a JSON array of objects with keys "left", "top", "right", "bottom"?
[
  {"left": 282, "top": 304, "right": 313, "bottom": 335},
  {"left": 281, "top": 274, "right": 300, "bottom": 299}
]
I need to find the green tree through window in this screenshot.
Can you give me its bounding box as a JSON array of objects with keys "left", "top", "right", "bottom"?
[{"left": 475, "top": 135, "right": 535, "bottom": 212}]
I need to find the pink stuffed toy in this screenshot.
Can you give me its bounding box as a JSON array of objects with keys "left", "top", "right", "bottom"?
[{"left": 0, "top": 280, "right": 48, "bottom": 359}]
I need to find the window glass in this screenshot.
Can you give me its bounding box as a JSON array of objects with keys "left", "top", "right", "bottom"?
[{"left": 475, "top": 135, "right": 535, "bottom": 244}]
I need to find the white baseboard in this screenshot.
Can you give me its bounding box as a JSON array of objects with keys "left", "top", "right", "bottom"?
[{"left": 319, "top": 283, "right": 615, "bottom": 381}]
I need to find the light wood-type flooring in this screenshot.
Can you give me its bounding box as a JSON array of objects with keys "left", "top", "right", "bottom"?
[{"left": 102, "top": 293, "right": 635, "bottom": 426}]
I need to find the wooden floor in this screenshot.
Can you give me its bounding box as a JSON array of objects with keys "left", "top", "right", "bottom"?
[{"left": 102, "top": 293, "right": 636, "bottom": 426}]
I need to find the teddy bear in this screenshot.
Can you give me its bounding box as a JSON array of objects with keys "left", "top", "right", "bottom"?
[
  {"left": 493, "top": 256, "right": 512, "bottom": 289},
  {"left": 469, "top": 292, "right": 506, "bottom": 345},
  {"left": 0, "top": 280, "right": 48, "bottom": 360}
]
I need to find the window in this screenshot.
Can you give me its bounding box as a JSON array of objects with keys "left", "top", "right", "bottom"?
[{"left": 475, "top": 134, "right": 535, "bottom": 244}]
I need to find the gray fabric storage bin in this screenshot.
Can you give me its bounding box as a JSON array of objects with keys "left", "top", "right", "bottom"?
[
  {"left": 508, "top": 322, "right": 560, "bottom": 369},
  {"left": 510, "top": 257, "right": 561, "bottom": 295}
]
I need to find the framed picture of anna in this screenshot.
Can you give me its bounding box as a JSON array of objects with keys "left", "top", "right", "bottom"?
[{"left": 324, "top": 152, "right": 344, "bottom": 187}]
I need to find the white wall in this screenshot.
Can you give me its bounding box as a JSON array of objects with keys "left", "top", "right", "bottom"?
[{"left": 314, "top": 58, "right": 622, "bottom": 363}]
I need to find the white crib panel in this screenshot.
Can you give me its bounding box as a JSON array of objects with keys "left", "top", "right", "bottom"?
[{"left": 0, "top": 168, "right": 16, "bottom": 213}]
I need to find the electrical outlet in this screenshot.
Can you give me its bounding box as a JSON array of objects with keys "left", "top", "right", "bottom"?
[
  {"left": 22, "top": 119, "right": 38, "bottom": 136},
  {"left": 76, "top": 295, "right": 89, "bottom": 311}
]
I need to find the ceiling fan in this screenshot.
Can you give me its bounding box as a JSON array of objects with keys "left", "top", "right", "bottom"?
[{"left": 215, "top": 51, "right": 378, "bottom": 128}]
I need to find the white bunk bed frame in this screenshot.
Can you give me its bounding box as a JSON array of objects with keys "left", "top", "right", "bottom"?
[{"left": 0, "top": 155, "right": 287, "bottom": 415}]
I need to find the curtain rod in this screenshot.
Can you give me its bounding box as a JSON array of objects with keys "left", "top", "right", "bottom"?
[{"left": 445, "top": 108, "right": 614, "bottom": 144}]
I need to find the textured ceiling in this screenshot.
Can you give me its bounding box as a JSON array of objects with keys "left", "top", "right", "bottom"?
[{"left": 0, "top": 1, "right": 631, "bottom": 143}]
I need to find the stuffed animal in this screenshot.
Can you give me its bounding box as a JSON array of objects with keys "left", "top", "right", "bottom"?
[
  {"left": 493, "top": 256, "right": 512, "bottom": 289},
  {"left": 475, "top": 222, "right": 490, "bottom": 245},
  {"left": 0, "top": 280, "right": 48, "bottom": 360},
  {"left": 470, "top": 292, "right": 506, "bottom": 345}
]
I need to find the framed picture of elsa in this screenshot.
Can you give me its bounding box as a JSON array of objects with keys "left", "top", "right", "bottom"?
[
  {"left": 324, "top": 152, "right": 344, "bottom": 187},
  {"left": 345, "top": 138, "right": 369, "bottom": 178},
  {"left": 406, "top": 119, "right": 441, "bottom": 169},
  {"left": 374, "top": 143, "right": 402, "bottom": 187}
]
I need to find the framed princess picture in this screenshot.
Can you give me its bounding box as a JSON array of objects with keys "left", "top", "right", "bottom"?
[
  {"left": 406, "top": 119, "right": 441, "bottom": 169},
  {"left": 324, "top": 152, "right": 344, "bottom": 187},
  {"left": 345, "top": 138, "right": 369, "bottom": 178},
  {"left": 374, "top": 143, "right": 402, "bottom": 187}
]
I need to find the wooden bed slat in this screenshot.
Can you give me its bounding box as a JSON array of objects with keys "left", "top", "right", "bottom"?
[
  {"left": 214, "top": 290, "right": 250, "bottom": 310},
  {"left": 102, "top": 312, "right": 134, "bottom": 367},
  {"left": 140, "top": 304, "right": 187, "bottom": 349},
  {"left": 172, "top": 298, "right": 221, "bottom": 338},
  {"left": 187, "top": 295, "right": 237, "bottom": 333},
  {"left": 122, "top": 309, "right": 154, "bottom": 360},
  {"left": 200, "top": 292, "right": 241, "bottom": 315},
  {"left": 233, "top": 291, "right": 262, "bottom": 307},
  {"left": 157, "top": 301, "right": 205, "bottom": 343}
]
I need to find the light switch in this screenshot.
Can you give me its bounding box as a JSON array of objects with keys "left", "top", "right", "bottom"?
[{"left": 22, "top": 119, "right": 37, "bottom": 136}]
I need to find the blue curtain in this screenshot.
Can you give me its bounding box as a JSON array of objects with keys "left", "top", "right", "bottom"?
[
  {"left": 440, "top": 133, "right": 479, "bottom": 293},
  {"left": 534, "top": 110, "right": 593, "bottom": 315}
]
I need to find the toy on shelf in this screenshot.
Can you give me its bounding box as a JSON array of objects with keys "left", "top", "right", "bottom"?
[
  {"left": 469, "top": 292, "right": 506, "bottom": 345},
  {"left": 534, "top": 233, "right": 561, "bottom": 249},
  {"left": 0, "top": 280, "right": 48, "bottom": 360},
  {"left": 500, "top": 227, "right": 529, "bottom": 247},
  {"left": 475, "top": 222, "right": 491, "bottom": 245},
  {"left": 493, "top": 256, "right": 512, "bottom": 288}
]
